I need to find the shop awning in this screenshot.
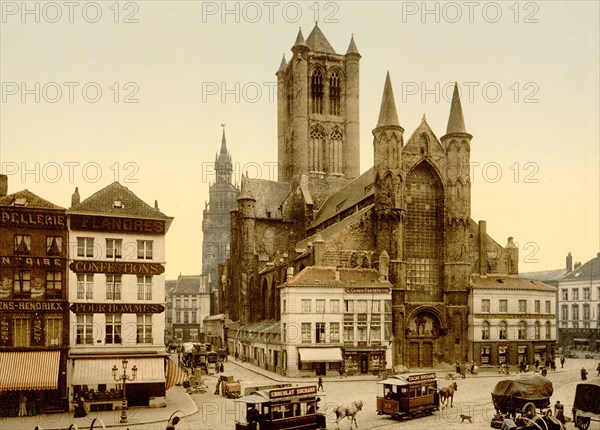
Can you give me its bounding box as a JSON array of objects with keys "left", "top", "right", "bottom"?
[
  {"left": 165, "top": 357, "right": 188, "bottom": 390},
  {"left": 0, "top": 351, "right": 60, "bottom": 391},
  {"left": 298, "top": 348, "right": 342, "bottom": 362},
  {"left": 72, "top": 357, "right": 165, "bottom": 385},
  {"left": 574, "top": 338, "right": 589, "bottom": 343}
]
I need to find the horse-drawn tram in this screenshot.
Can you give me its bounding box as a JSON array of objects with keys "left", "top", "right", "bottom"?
[
  {"left": 235, "top": 385, "right": 326, "bottom": 430},
  {"left": 376, "top": 372, "right": 439, "bottom": 419}
]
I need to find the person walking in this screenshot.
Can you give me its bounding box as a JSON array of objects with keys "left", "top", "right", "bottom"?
[
  {"left": 219, "top": 361, "right": 224, "bottom": 373},
  {"left": 581, "top": 366, "right": 588, "bottom": 381},
  {"left": 18, "top": 393, "right": 27, "bottom": 417},
  {"left": 560, "top": 356, "right": 565, "bottom": 368},
  {"left": 317, "top": 376, "right": 324, "bottom": 391},
  {"left": 554, "top": 401, "right": 565, "bottom": 424},
  {"left": 460, "top": 362, "right": 467, "bottom": 379}
]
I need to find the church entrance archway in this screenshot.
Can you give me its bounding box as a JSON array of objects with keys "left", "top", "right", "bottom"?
[{"left": 405, "top": 308, "right": 445, "bottom": 368}]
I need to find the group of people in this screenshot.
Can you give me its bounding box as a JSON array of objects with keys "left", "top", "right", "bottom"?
[
  {"left": 17, "top": 393, "right": 39, "bottom": 417},
  {"left": 456, "top": 361, "right": 477, "bottom": 378}
]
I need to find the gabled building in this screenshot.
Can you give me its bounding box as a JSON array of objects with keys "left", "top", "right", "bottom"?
[
  {"left": 67, "top": 182, "right": 172, "bottom": 409},
  {"left": 170, "top": 274, "right": 210, "bottom": 343},
  {"left": 0, "top": 175, "right": 70, "bottom": 413}
]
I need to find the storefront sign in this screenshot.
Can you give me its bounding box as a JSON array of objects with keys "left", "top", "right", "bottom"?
[
  {"left": 70, "top": 260, "right": 164, "bottom": 275},
  {"left": 0, "top": 301, "right": 65, "bottom": 312},
  {"left": 406, "top": 373, "right": 436, "bottom": 382},
  {"left": 32, "top": 315, "right": 43, "bottom": 345},
  {"left": 70, "top": 214, "right": 165, "bottom": 235},
  {"left": 0, "top": 210, "right": 66, "bottom": 229},
  {"left": 70, "top": 303, "right": 165, "bottom": 314},
  {"left": 1, "top": 256, "right": 64, "bottom": 268},
  {"left": 269, "top": 385, "right": 317, "bottom": 399},
  {"left": 0, "top": 315, "right": 10, "bottom": 345},
  {"left": 344, "top": 287, "right": 390, "bottom": 294}
]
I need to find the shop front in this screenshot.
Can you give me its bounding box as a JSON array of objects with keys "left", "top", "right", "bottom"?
[
  {"left": 343, "top": 347, "right": 386, "bottom": 375},
  {"left": 70, "top": 356, "right": 166, "bottom": 410},
  {"left": 298, "top": 347, "right": 343, "bottom": 376},
  {"left": 0, "top": 350, "right": 64, "bottom": 416}
]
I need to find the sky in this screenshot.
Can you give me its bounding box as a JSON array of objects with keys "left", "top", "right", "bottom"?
[{"left": 1, "top": 1, "right": 599, "bottom": 280}]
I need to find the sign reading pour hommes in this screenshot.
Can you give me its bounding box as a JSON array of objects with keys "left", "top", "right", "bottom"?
[
  {"left": 70, "top": 303, "right": 165, "bottom": 314},
  {"left": 269, "top": 385, "right": 317, "bottom": 399},
  {"left": 70, "top": 261, "right": 164, "bottom": 275}
]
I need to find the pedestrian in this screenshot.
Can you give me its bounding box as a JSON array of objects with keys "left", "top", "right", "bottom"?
[
  {"left": 166, "top": 416, "right": 180, "bottom": 429},
  {"left": 520, "top": 360, "right": 525, "bottom": 373},
  {"left": 460, "top": 362, "right": 467, "bottom": 379},
  {"left": 234, "top": 351, "right": 239, "bottom": 361},
  {"left": 596, "top": 362, "right": 600, "bottom": 377},
  {"left": 560, "top": 356, "right": 565, "bottom": 368},
  {"left": 18, "top": 393, "right": 27, "bottom": 417},
  {"left": 535, "top": 359, "right": 540, "bottom": 370},
  {"left": 581, "top": 367, "right": 588, "bottom": 381},
  {"left": 73, "top": 395, "right": 87, "bottom": 418},
  {"left": 219, "top": 361, "right": 224, "bottom": 373},
  {"left": 541, "top": 366, "right": 547, "bottom": 377},
  {"left": 215, "top": 360, "right": 220, "bottom": 374},
  {"left": 225, "top": 347, "right": 229, "bottom": 362},
  {"left": 317, "top": 376, "right": 324, "bottom": 391},
  {"left": 554, "top": 401, "right": 565, "bottom": 424},
  {"left": 551, "top": 359, "right": 556, "bottom": 372}
]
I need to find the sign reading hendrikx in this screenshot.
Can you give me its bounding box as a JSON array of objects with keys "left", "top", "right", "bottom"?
[
  {"left": 70, "top": 261, "right": 164, "bottom": 275},
  {"left": 70, "top": 214, "right": 165, "bottom": 234},
  {"left": 70, "top": 303, "right": 165, "bottom": 314}
]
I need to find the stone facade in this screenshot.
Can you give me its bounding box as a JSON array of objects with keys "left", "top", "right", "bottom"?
[{"left": 222, "top": 24, "right": 530, "bottom": 370}]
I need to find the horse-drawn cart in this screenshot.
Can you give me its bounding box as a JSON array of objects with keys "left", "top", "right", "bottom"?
[
  {"left": 376, "top": 372, "right": 439, "bottom": 420},
  {"left": 572, "top": 379, "right": 600, "bottom": 430}
]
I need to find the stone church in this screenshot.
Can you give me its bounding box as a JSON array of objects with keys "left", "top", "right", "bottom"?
[{"left": 222, "top": 24, "right": 519, "bottom": 369}]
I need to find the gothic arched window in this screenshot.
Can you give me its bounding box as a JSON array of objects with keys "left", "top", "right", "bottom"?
[
  {"left": 329, "top": 71, "right": 341, "bottom": 116},
  {"left": 309, "top": 126, "right": 325, "bottom": 172},
  {"left": 329, "top": 129, "right": 343, "bottom": 174},
  {"left": 311, "top": 69, "right": 323, "bottom": 114}
]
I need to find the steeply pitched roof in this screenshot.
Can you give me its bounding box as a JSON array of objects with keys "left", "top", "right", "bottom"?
[
  {"left": 306, "top": 23, "right": 336, "bottom": 54},
  {"left": 345, "top": 34, "right": 360, "bottom": 56},
  {"left": 285, "top": 266, "right": 391, "bottom": 287},
  {"left": 404, "top": 115, "right": 445, "bottom": 155},
  {"left": 173, "top": 275, "right": 209, "bottom": 295},
  {"left": 70, "top": 182, "right": 171, "bottom": 219},
  {"left": 0, "top": 189, "right": 63, "bottom": 210},
  {"left": 520, "top": 269, "right": 567, "bottom": 282},
  {"left": 309, "top": 168, "right": 374, "bottom": 229},
  {"left": 240, "top": 177, "right": 292, "bottom": 218},
  {"left": 375, "top": 72, "right": 401, "bottom": 129},
  {"left": 561, "top": 254, "right": 600, "bottom": 281},
  {"left": 470, "top": 274, "right": 557, "bottom": 292},
  {"left": 445, "top": 82, "right": 468, "bottom": 135}
]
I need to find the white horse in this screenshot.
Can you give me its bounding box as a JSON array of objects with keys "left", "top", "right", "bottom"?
[{"left": 334, "top": 400, "right": 363, "bottom": 429}]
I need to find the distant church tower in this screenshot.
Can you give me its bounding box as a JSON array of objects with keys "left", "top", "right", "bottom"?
[
  {"left": 276, "top": 24, "right": 361, "bottom": 182},
  {"left": 202, "top": 127, "right": 238, "bottom": 314}
]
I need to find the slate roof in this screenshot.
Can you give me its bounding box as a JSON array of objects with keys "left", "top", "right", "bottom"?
[
  {"left": 285, "top": 266, "right": 391, "bottom": 287},
  {"left": 0, "top": 189, "right": 63, "bottom": 210},
  {"left": 172, "top": 275, "right": 209, "bottom": 295},
  {"left": 70, "top": 182, "right": 171, "bottom": 219},
  {"left": 240, "top": 177, "right": 292, "bottom": 218},
  {"left": 297, "top": 204, "right": 373, "bottom": 250},
  {"left": 306, "top": 24, "right": 336, "bottom": 54},
  {"left": 165, "top": 280, "right": 177, "bottom": 293},
  {"left": 561, "top": 254, "right": 600, "bottom": 281},
  {"left": 445, "top": 83, "right": 468, "bottom": 135},
  {"left": 309, "top": 167, "right": 374, "bottom": 228},
  {"left": 520, "top": 269, "right": 567, "bottom": 283},
  {"left": 470, "top": 274, "right": 557, "bottom": 292}
]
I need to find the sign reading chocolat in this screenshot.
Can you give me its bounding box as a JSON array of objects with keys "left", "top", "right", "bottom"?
[
  {"left": 70, "top": 260, "right": 164, "bottom": 275},
  {"left": 70, "top": 303, "right": 165, "bottom": 314},
  {"left": 70, "top": 214, "right": 165, "bottom": 235}
]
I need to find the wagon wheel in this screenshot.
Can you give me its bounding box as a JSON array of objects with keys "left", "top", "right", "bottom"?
[
  {"left": 575, "top": 415, "right": 591, "bottom": 430},
  {"left": 522, "top": 402, "right": 537, "bottom": 418}
]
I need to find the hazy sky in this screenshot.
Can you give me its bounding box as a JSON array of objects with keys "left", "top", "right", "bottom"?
[{"left": 1, "top": 1, "right": 599, "bottom": 279}]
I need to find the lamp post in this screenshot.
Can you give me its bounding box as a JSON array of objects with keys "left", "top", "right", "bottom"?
[{"left": 112, "top": 359, "right": 137, "bottom": 423}]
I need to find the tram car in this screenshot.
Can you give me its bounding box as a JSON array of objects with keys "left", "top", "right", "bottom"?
[
  {"left": 235, "top": 385, "right": 326, "bottom": 430},
  {"left": 376, "top": 372, "right": 439, "bottom": 419}
]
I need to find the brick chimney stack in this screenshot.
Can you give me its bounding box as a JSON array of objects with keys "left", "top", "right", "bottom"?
[
  {"left": 0, "top": 174, "right": 7, "bottom": 197},
  {"left": 566, "top": 252, "right": 573, "bottom": 273}
]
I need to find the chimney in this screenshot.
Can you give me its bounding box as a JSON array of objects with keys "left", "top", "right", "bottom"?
[
  {"left": 154, "top": 200, "right": 160, "bottom": 210},
  {"left": 286, "top": 266, "right": 294, "bottom": 282},
  {"left": 0, "top": 174, "right": 7, "bottom": 197},
  {"left": 479, "top": 220, "right": 487, "bottom": 275},
  {"left": 506, "top": 237, "right": 518, "bottom": 275},
  {"left": 71, "top": 187, "right": 80, "bottom": 207},
  {"left": 335, "top": 270, "right": 340, "bottom": 282},
  {"left": 313, "top": 233, "right": 324, "bottom": 266},
  {"left": 566, "top": 252, "right": 573, "bottom": 273}
]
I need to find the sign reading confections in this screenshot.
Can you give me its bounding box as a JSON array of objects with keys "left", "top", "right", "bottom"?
[
  {"left": 0, "top": 210, "right": 66, "bottom": 229},
  {"left": 69, "top": 303, "right": 165, "bottom": 314},
  {"left": 70, "top": 261, "right": 164, "bottom": 275},
  {"left": 344, "top": 287, "right": 390, "bottom": 294},
  {"left": 70, "top": 214, "right": 165, "bottom": 235}
]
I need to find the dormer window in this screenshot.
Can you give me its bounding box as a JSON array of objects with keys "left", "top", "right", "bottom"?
[
  {"left": 14, "top": 198, "right": 27, "bottom": 207},
  {"left": 113, "top": 200, "right": 123, "bottom": 208}
]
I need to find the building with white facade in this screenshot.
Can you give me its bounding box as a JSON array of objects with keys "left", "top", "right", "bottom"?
[
  {"left": 170, "top": 274, "right": 210, "bottom": 343},
  {"left": 67, "top": 183, "right": 173, "bottom": 410},
  {"left": 279, "top": 266, "right": 392, "bottom": 377},
  {"left": 469, "top": 274, "right": 557, "bottom": 367},
  {"left": 557, "top": 253, "right": 600, "bottom": 352}
]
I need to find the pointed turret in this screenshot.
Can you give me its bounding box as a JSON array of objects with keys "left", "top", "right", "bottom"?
[
  {"left": 220, "top": 127, "right": 227, "bottom": 153},
  {"left": 445, "top": 82, "right": 468, "bottom": 135},
  {"left": 306, "top": 22, "right": 336, "bottom": 54},
  {"left": 375, "top": 72, "right": 401, "bottom": 129},
  {"left": 345, "top": 34, "right": 361, "bottom": 57},
  {"left": 291, "top": 28, "right": 308, "bottom": 54},
  {"left": 276, "top": 54, "right": 287, "bottom": 74}
]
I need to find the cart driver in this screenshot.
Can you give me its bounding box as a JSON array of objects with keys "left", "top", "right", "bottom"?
[
  {"left": 247, "top": 405, "right": 260, "bottom": 423},
  {"left": 385, "top": 387, "right": 394, "bottom": 399}
]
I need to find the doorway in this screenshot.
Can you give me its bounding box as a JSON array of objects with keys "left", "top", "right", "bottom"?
[{"left": 360, "top": 354, "right": 368, "bottom": 374}]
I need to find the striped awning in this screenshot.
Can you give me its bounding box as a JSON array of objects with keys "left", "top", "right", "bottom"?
[
  {"left": 165, "top": 357, "right": 188, "bottom": 390},
  {"left": 0, "top": 351, "right": 60, "bottom": 391},
  {"left": 72, "top": 357, "right": 165, "bottom": 385},
  {"left": 298, "top": 347, "right": 343, "bottom": 362}
]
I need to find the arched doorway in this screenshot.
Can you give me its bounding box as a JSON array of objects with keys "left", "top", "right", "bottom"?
[{"left": 405, "top": 308, "right": 445, "bottom": 368}]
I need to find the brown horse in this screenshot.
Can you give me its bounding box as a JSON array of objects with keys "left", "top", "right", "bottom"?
[
  {"left": 439, "top": 381, "right": 458, "bottom": 408},
  {"left": 334, "top": 400, "right": 363, "bottom": 429}
]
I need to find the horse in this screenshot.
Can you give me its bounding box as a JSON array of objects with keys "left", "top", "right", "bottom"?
[
  {"left": 439, "top": 382, "right": 458, "bottom": 408},
  {"left": 334, "top": 400, "right": 363, "bottom": 429}
]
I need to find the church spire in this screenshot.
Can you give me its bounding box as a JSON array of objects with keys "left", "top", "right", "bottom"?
[
  {"left": 277, "top": 54, "right": 287, "bottom": 74},
  {"left": 375, "top": 71, "right": 401, "bottom": 129},
  {"left": 221, "top": 125, "right": 228, "bottom": 153},
  {"left": 216, "top": 125, "right": 233, "bottom": 184},
  {"left": 345, "top": 34, "right": 360, "bottom": 57},
  {"left": 445, "top": 82, "right": 468, "bottom": 135},
  {"left": 291, "top": 28, "right": 308, "bottom": 54}
]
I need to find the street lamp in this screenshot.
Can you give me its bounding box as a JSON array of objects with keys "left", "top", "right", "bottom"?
[{"left": 112, "top": 359, "right": 137, "bottom": 423}]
